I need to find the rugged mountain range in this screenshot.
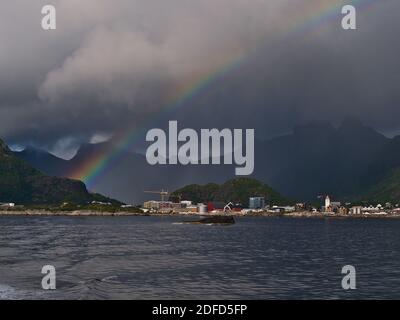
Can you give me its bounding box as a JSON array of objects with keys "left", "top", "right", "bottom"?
[
  {"left": 16, "top": 141, "right": 236, "bottom": 204},
  {"left": 257, "top": 119, "right": 391, "bottom": 200},
  {"left": 0, "top": 138, "right": 115, "bottom": 205},
  {"left": 13, "top": 119, "right": 400, "bottom": 204}
]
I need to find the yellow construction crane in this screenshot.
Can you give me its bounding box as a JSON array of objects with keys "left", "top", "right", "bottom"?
[{"left": 144, "top": 190, "right": 170, "bottom": 202}]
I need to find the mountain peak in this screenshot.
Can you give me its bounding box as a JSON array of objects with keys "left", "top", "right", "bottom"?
[
  {"left": 0, "top": 137, "right": 117, "bottom": 204},
  {"left": 338, "top": 117, "right": 365, "bottom": 131},
  {"left": 292, "top": 122, "right": 335, "bottom": 139},
  {"left": 337, "top": 118, "right": 387, "bottom": 143}
]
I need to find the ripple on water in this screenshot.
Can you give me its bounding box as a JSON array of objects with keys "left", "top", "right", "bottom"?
[{"left": 1, "top": 216, "right": 400, "bottom": 299}]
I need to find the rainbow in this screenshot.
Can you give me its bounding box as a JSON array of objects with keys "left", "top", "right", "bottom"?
[
  {"left": 68, "top": 0, "right": 382, "bottom": 189},
  {"left": 68, "top": 50, "right": 246, "bottom": 187}
]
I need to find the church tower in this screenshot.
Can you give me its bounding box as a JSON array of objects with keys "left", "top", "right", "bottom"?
[{"left": 325, "top": 195, "right": 331, "bottom": 209}]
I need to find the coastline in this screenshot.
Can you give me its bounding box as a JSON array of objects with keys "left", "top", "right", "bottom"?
[
  {"left": 0, "top": 210, "right": 148, "bottom": 217},
  {"left": 1, "top": 210, "right": 400, "bottom": 219}
]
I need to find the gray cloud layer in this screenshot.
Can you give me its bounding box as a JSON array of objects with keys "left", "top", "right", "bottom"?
[{"left": 1, "top": 0, "right": 399, "bottom": 156}]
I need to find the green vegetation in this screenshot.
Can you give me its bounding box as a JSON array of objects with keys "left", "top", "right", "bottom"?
[
  {"left": 170, "top": 183, "right": 219, "bottom": 204},
  {"left": 0, "top": 203, "right": 143, "bottom": 214},
  {"left": 0, "top": 138, "right": 119, "bottom": 206},
  {"left": 46, "top": 202, "right": 142, "bottom": 213},
  {"left": 171, "top": 177, "right": 291, "bottom": 206},
  {"left": 362, "top": 167, "right": 400, "bottom": 204}
]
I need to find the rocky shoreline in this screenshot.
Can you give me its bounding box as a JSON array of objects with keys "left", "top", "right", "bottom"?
[{"left": 1, "top": 209, "right": 400, "bottom": 218}]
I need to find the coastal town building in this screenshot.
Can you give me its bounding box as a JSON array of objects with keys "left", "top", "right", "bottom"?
[
  {"left": 338, "top": 206, "right": 348, "bottom": 215},
  {"left": 144, "top": 199, "right": 210, "bottom": 214},
  {"left": 295, "top": 203, "right": 306, "bottom": 211},
  {"left": 322, "top": 195, "right": 342, "bottom": 213},
  {"left": 385, "top": 202, "right": 393, "bottom": 209},
  {"left": 91, "top": 201, "right": 112, "bottom": 206},
  {"left": 362, "top": 204, "right": 383, "bottom": 213},
  {"left": 325, "top": 195, "right": 331, "bottom": 209},
  {"left": 267, "top": 205, "right": 296, "bottom": 213},
  {"left": 0, "top": 202, "right": 15, "bottom": 208},
  {"left": 198, "top": 203, "right": 207, "bottom": 214},
  {"left": 143, "top": 201, "right": 161, "bottom": 210},
  {"left": 207, "top": 202, "right": 226, "bottom": 212},
  {"left": 349, "top": 206, "right": 362, "bottom": 215},
  {"left": 184, "top": 205, "right": 199, "bottom": 213},
  {"left": 180, "top": 201, "right": 192, "bottom": 207},
  {"left": 142, "top": 192, "right": 399, "bottom": 216},
  {"left": 249, "top": 197, "right": 265, "bottom": 209}
]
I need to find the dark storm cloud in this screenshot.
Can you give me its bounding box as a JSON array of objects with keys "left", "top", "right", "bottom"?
[
  {"left": 0, "top": 0, "right": 400, "bottom": 156},
  {"left": 169, "top": 0, "right": 400, "bottom": 139}
]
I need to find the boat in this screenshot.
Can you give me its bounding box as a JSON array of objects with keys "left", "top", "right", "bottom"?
[{"left": 181, "top": 215, "right": 235, "bottom": 225}]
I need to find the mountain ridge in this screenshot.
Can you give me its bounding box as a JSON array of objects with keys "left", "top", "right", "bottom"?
[
  {"left": 170, "top": 178, "right": 291, "bottom": 206},
  {"left": 12, "top": 120, "right": 400, "bottom": 204},
  {"left": 0, "top": 138, "right": 117, "bottom": 205}
]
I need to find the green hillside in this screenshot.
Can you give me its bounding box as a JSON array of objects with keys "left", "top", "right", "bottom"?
[
  {"left": 171, "top": 177, "right": 291, "bottom": 206},
  {"left": 0, "top": 138, "right": 114, "bottom": 205},
  {"left": 362, "top": 167, "right": 400, "bottom": 204}
]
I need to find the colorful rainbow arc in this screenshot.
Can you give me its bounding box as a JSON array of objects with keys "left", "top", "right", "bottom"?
[
  {"left": 68, "top": 0, "right": 382, "bottom": 189},
  {"left": 69, "top": 50, "right": 246, "bottom": 187}
]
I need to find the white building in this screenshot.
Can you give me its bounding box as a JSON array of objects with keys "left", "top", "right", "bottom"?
[
  {"left": 0, "top": 202, "right": 15, "bottom": 208},
  {"left": 197, "top": 203, "right": 207, "bottom": 214},
  {"left": 349, "top": 206, "right": 362, "bottom": 215},
  {"left": 362, "top": 204, "right": 383, "bottom": 213},
  {"left": 325, "top": 195, "right": 331, "bottom": 209},
  {"left": 143, "top": 201, "right": 161, "bottom": 210},
  {"left": 180, "top": 200, "right": 192, "bottom": 207}
]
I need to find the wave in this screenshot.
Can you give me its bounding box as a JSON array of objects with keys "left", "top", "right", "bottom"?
[{"left": 0, "top": 284, "right": 17, "bottom": 299}]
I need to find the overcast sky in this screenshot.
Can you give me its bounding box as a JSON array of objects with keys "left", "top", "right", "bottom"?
[{"left": 0, "top": 0, "right": 399, "bottom": 158}]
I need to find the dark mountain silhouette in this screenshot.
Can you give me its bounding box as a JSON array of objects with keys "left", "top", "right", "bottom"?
[
  {"left": 171, "top": 178, "right": 291, "bottom": 207},
  {"left": 13, "top": 119, "right": 400, "bottom": 204},
  {"left": 257, "top": 118, "right": 390, "bottom": 200},
  {"left": 15, "top": 140, "right": 234, "bottom": 204},
  {"left": 0, "top": 138, "right": 114, "bottom": 205},
  {"left": 78, "top": 143, "right": 238, "bottom": 204},
  {"left": 16, "top": 146, "right": 68, "bottom": 177}
]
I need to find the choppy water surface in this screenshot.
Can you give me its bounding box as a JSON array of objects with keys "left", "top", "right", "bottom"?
[{"left": 1, "top": 216, "right": 400, "bottom": 299}]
